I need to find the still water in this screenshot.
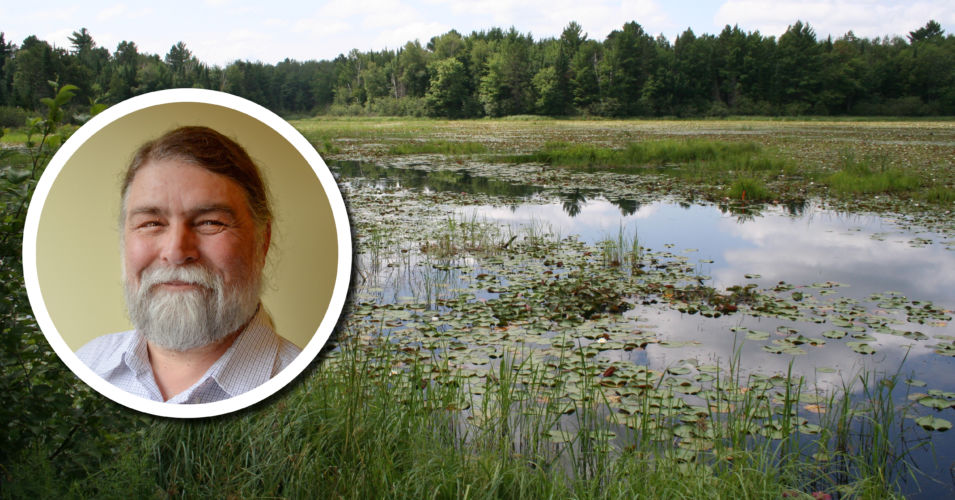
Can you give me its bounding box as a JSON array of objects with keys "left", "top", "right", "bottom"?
[{"left": 334, "top": 161, "right": 955, "bottom": 498}]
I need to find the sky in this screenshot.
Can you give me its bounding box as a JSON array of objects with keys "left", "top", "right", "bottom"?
[{"left": 2, "top": 0, "right": 954, "bottom": 66}]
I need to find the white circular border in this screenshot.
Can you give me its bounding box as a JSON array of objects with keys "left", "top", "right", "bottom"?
[{"left": 23, "top": 89, "right": 351, "bottom": 418}]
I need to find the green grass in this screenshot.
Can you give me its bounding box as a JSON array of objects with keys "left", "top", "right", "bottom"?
[
  {"left": 920, "top": 185, "right": 955, "bottom": 204},
  {"left": 826, "top": 154, "right": 923, "bottom": 197},
  {"left": 727, "top": 177, "right": 775, "bottom": 202},
  {"left": 503, "top": 139, "right": 763, "bottom": 168},
  {"left": 0, "top": 129, "right": 30, "bottom": 144},
  {"left": 598, "top": 223, "right": 641, "bottom": 271},
  {"left": 4, "top": 330, "right": 914, "bottom": 499},
  {"left": 499, "top": 139, "right": 797, "bottom": 192},
  {"left": 422, "top": 214, "right": 505, "bottom": 257}
]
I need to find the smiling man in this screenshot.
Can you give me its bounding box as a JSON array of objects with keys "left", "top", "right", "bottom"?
[{"left": 76, "top": 126, "right": 301, "bottom": 403}]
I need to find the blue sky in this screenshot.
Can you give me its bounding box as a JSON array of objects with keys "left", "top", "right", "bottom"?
[{"left": 3, "top": 0, "right": 953, "bottom": 66}]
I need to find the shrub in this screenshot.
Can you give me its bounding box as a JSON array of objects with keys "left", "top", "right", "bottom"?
[{"left": 0, "top": 106, "right": 28, "bottom": 128}]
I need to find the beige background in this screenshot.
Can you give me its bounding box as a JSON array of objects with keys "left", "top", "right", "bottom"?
[{"left": 37, "top": 102, "right": 338, "bottom": 350}]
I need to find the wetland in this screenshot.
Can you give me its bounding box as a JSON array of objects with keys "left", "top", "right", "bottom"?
[{"left": 310, "top": 118, "right": 955, "bottom": 498}]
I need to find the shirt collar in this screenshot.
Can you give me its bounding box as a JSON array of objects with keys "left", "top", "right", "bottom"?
[
  {"left": 118, "top": 305, "right": 279, "bottom": 402},
  {"left": 194, "top": 306, "right": 279, "bottom": 399}
]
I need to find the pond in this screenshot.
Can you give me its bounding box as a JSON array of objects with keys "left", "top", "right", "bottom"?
[{"left": 333, "top": 161, "right": 955, "bottom": 498}]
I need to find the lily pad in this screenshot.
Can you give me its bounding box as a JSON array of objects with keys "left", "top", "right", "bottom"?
[
  {"left": 915, "top": 416, "right": 952, "bottom": 432},
  {"left": 746, "top": 330, "right": 770, "bottom": 341},
  {"left": 546, "top": 429, "right": 576, "bottom": 443},
  {"left": 847, "top": 342, "right": 875, "bottom": 355},
  {"left": 917, "top": 397, "right": 954, "bottom": 410}
]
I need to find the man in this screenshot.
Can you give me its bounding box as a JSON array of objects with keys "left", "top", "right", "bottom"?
[{"left": 77, "top": 126, "right": 300, "bottom": 404}]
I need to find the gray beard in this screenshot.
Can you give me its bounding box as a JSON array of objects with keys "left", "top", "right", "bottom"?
[{"left": 124, "top": 264, "right": 261, "bottom": 352}]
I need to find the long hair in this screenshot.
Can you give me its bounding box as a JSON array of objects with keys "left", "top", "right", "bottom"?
[{"left": 120, "top": 126, "right": 273, "bottom": 234}]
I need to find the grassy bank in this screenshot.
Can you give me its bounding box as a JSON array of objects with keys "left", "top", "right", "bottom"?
[{"left": 4, "top": 332, "right": 916, "bottom": 499}]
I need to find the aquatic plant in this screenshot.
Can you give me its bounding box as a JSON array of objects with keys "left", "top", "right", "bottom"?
[
  {"left": 727, "top": 177, "right": 774, "bottom": 202},
  {"left": 598, "top": 223, "right": 641, "bottom": 271},
  {"left": 826, "top": 154, "right": 922, "bottom": 196}
]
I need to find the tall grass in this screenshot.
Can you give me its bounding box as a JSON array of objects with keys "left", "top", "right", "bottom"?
[
  {"left": 503, "top": 139, "right": 761, "bottom": 167},
  {"left": 727, "top": 177, "right": 775, "bottom": 202},
  {"left": 499, "top": 139, "right": 796, "bottom": 197},
  {"left": 5, "top": 329, "right": 918, "bottom": 498},
  {"left": 421, "top": 214, "right": 505, "bottom": 257},
  {"left": 826, "top": 154, "right": 922, "bottom": 196},
  {"left": 598, "top": 223, "right": 641, "bottom": 271},
  {"left": 502, "top": 139, "right": 791, "bottom": 175}
]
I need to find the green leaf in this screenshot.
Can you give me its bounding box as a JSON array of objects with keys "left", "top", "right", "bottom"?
[
  {"left": 847, "top": 342, "right": 875, "bottom": 355},
  {"left": 54, "top": 84, "right": 79, "bottom": 107},
  {"left": 915, "top": 416, "right": 951, "bottom": 432},
  {"left": 546, "top": 429, "right": 576, "bottom": 443},
  {"left": 917, "top": 397, "right": 953, "bottom": 410}
]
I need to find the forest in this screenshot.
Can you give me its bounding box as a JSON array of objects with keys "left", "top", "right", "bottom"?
[{"left": 0, "top": 19, "right": 953, "bottom": 124}]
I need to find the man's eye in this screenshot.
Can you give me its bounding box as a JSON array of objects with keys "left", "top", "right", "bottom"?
[{"left": 196, "top": 220, "right": 228, "bottom": 232}]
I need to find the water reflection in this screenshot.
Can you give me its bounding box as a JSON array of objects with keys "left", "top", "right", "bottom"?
[
  {"left": 332, "top": 161, "right": 813, "bottom": 220},
  {"left": 333, "top": 161, "right": 649, "bottom": 218},
  {"left": 341, "top": 162, "right": 954, "bottom": 499},
  {"left": 331, "top": 160, "right": 543, "bottom": 198},
  {"left": 461, "top": 200, "right": 955, "bottom": 305}
]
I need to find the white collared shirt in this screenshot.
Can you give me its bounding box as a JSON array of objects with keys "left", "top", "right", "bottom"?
[{"left": 76, "top": 307, "right": 301, "bottom": 404}]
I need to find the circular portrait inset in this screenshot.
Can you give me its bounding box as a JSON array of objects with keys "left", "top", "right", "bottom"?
[{"left": 23, "top": 89, "right": 351, "bottom": 418}]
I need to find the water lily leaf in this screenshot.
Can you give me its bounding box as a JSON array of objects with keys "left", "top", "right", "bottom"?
[
  {"left": 917, "top": 397, "right": 953, "bottom": 410},
  {"left": 673, "top": 380, "right": 702, "bottom": 395},
  {"left": 747, "top": 330, "right": 770, "bottom": 341},
  {"left": 672, "top": 425, "right": 695, "bottom": 439},
  {"left": 915, "top": 416, "right": 952, "bottom": 432},
  {"left": 799, "top": 423, "right": 823, "bottom": 435},
  {"left": 822, "top": 330, "right": 846, "bottom": 339},
  {"left": 679, "top": 438, "right": 715, "bottom": 451},
  {"left": 546, "top": 429, "right": 576, "bottom": 443},
  {"left": 758, "top": 423, "right": 786, "bottom": 440},
  {"left": 784, "top": 334, "right": 812, "bottom": 345},
  {"left": 847, "top": 342, "right": 875, "bottom": 355}
]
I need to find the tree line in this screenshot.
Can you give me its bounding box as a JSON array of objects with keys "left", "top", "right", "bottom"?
[{"left": 1, "top": 20, "right": 953, "bottom": 122}]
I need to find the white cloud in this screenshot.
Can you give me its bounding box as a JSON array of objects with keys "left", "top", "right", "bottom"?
[
  {"left": 97, "top": 3, "right": 127, "bottom": 22},
  {"left": 426, "top": 0, "right": 670, "bottom": 41},
  {"left": 43, "top": 28, "right": 75, "bottom": 50},
  {"left": 715, "top": 0, "right": 955, "bottom": 39},
  {"left": 711, "top": 212, "right": 955, "bottom": 301},
  {"left": 374, "top": 21, "right": 449, "bottom": 50}
]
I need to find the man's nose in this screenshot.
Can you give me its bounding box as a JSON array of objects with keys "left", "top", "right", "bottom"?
[{"left": 161, "top": 222, "right": 199, "bottom": 264}]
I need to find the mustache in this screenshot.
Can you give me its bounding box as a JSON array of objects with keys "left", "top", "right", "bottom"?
[{"left": 138, "top": 265, "right": 221, "bottom": 294}]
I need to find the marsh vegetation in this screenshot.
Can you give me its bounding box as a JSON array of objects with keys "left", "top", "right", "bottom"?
[
  {"left": 4, "top": 117, "right": 954, "bottom": 499},
  {"left": 316, "top": 117, "right": 955, "bottom": 498}
]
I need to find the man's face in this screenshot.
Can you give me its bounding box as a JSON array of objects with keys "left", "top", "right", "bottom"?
[{"left": 122, "top": 158, "right": 269, "bottom": 350}]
